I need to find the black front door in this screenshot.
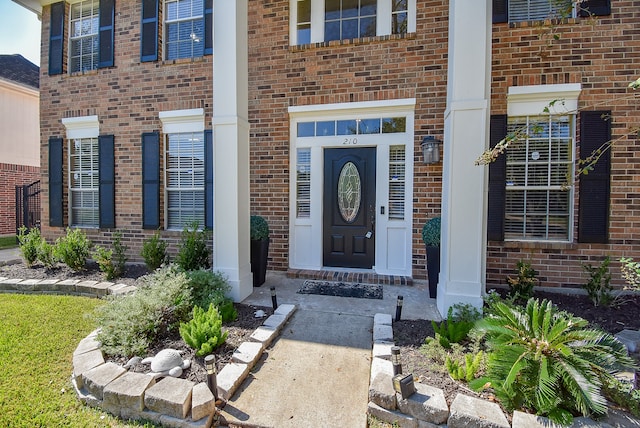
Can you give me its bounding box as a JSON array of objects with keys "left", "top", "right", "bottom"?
[{"left": 323, "top": 147, "right": 376, "bottom": 268}]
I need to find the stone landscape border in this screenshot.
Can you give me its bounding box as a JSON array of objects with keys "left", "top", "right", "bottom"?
[{"left": 2, "top": 272, "right": 640, "bottom": 427}]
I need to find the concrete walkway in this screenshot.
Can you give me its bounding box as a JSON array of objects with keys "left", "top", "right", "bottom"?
[{"left": 221, "top": 310, "right": 373, "bottom": 427}]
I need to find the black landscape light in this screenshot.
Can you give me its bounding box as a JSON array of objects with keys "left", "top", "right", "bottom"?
[
  {"left": 270, "top": 286, "right": 278, "bottom": 310},
  {"left": 395, "top": 295, "right": 403, "bottom": 321},
  {"left": 392, "top": 373, "right": 416, "bottom": 399},
  {"left": 391, "top": 346, "right": 402, "bottom": 375},
  {"left": 204, "top": 354, "right": 218, "bottom": 400}
]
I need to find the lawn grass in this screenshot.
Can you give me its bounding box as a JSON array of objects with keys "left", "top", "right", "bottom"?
[
  {"left": 0, "top": 294, "right": 158, "bottom": 427},
  {"left": 0, "top": 235, "right": 17, "bottom": 249}
]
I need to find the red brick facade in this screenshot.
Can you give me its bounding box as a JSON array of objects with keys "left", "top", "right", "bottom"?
[
  {"left": 0, "top": 163, "right": 40, "bottom": 235},
  {"left": 38, "top": 1, "right": 640, "bottom": 290}
]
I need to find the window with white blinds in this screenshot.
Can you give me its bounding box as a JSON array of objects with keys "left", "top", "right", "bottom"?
[
  {"left": 69, "top": 0, "right": 99, "bottom": 72},
  {"left": 69, "top": 137, "right": 100, "bottom": 227},
  {"left": 296, "top": 148, "right": 311, "bottom": 218},
  {"left": 509, "top": 0, "right": 570, "bottom": 22},
  {"left": 388, "top": 145, "right": 405, "bottom": 220},
  {"left": 505, "top": 115, "right": 574, "bottom": 241},
  {"left": 165, "top": 132, "right": 205, "bottom": 229}
]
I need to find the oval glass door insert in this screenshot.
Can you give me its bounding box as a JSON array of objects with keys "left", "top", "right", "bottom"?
[{"left": 338, "top": 161, "right": 361, "bottom": 223}]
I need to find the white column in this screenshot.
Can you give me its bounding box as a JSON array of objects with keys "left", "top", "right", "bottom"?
[
  {"left": 437, "top": 0, "right": 492, "bottom": 315},
  {"left": 212, "top": 0, "right": 252, "bottom": 302}
]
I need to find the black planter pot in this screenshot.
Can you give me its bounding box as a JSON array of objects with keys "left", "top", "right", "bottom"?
[
  {"left": 250, "top": 238, "right": 269, "bottom": 287},
  {"left": 425, "top": 245, "right": 440, "bottom": 299}
]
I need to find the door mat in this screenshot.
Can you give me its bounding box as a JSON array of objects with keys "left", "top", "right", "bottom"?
[{"left": 297, "top": 280, "right": 383, "bottom": 300}]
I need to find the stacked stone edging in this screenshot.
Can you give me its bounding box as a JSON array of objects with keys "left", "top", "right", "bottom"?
[
  {"left": 368, "top": 313, "right": 640, "bottom": 428},
  {"left": 70, "top": 303, "right": 297, "bottom": 428},
  {"left": 0, "top": 275, "right": 136, "bottom": 297}
]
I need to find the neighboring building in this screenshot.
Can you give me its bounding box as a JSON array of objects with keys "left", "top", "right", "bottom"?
[
  {"left": 0, "top": 54, "right": 40, "bottom": 236},
  {"left": 16, "top": 0, "right": 640, "bottom": 306}
]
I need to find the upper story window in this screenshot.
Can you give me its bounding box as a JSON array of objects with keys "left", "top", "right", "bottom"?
[
  {"left": 291, "top": 0, "right": 416, "bottom": 45},
  {"left": 164, "top": 0, "right": 205, "bottom": 60},
  {"left": 509, "top": 0, "right": 573, "bottom": 22},
  {"left": 69, "top": 0, "right": 99, "bottom": 72}
]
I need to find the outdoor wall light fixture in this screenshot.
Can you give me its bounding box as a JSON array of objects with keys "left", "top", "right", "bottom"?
[
  {"left": 204, "top": 354, "right": 218, "bottom": 400},
  {"left": 421, "top": 136, "right": 442, "bottom": 165}
]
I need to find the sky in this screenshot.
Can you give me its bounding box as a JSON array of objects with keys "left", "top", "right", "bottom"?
[{"left": 0, "top": 0, "right": 42, "bottom": 66}]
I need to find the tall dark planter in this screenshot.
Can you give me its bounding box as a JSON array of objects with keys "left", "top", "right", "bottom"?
[
  {"left": 426, "top": 245, "right": 440, "bottom": 299},
  {"left": 250, "top": 238, "right": 269, "bottom": 287}
]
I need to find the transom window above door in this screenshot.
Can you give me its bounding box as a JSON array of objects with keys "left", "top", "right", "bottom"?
[{"left": 291, "top": 0, "right": 415, "bottom": 45}]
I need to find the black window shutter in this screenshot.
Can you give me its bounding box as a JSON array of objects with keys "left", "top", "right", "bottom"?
[
  {"left": 49, "top": 137, "right": 64, "bottom": 227},
  {"left": 579, "top": 0, "right": 611, "bottom": 17},
  {"left": 493, "top": 0, "right": 508, "bottom": 24},
  {"left": 204, "top": 130, "right": 213, "bottom": 229},
  {"left": 142, "top": 132, "right": 160, "bottom": 229},
  {"left": 578, "top": 111, "right": 611, "bottom": 243},
  {"left": 49, "top": 2, "right": 65, "bottom": 75},
  {"left": 487, "top": 115, "right": 507, "bottom": 241},
  {"left": 140, "top": 0, "right": 159, "bottom": 62},
  {"left": 98, "top": 0, "right": 115, "bottom": 68},
  {"left": 99, "top": 135, "right": 116, "bottom": 228},
  {"left": 204, "top": 0, "right": 213, "bottom": 55}
]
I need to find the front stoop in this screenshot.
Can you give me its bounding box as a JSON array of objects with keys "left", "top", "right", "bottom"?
[{"left": 70, "top": 303, "right": 297, "bottom": 427}]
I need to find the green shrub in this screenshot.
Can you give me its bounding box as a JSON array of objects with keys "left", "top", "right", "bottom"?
[
  {"left": 471, "top": 298, "right": 636, "bottom": 426},
  {"left": 602, "top": 375, "right": 640, "bottom": 418},
  {"left": 93, "top": 232, "right": 128, "bottom": 280},
  {"left": 250, "top": 215, "right": 270, "bottom": 240},
  {"left": 431, "top": 304, "right": 481, "bottom": 348},
  {"left": 175, "top": 222, "right": 211, "bottom": 271},
  {"left": 620, "top": 257, "right": 640, "bottom": 290},
  {"left": 17, "top": 226, "right": 41, "bottom": 267},
  {"left": 218, "top": 299, "right": 238, "bottom": 322},
  {"left": 186, "top": 269, "right": 230, "bottom": 310},
  {"left": 506, "top": 260, "right": 538, "bottom": 302},
  {"left": 93, "top": 246, "right": 115, "bottom": 279},
  {"left": 582, "top": 256, "right": 613, "bottom": 307},
  {"left": 141, "top": 231, "right": 168, "bottom": 271},
  {"left": 54, "top": 228, "right": 92, "bottom": 271},
  {"left": 179, "top": 304, "right": 228, "bottom": 356},
  {"left": 94, "top": 266, "right": 193, "bottom": 357},
  {"left": 446, "top": 351, "right": 484, "bottom": 383},
  {"left": 37, "top": 240, "right": 58, "bottom": 269},
  {"left": 421, "top": 217, "right": 441, "bottom": 247}
]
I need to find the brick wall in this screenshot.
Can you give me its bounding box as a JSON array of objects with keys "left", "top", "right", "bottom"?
[
  {"left": 488, "top": 3, "right": 640, "bottom": 289},
  {"left": 38, "top": 0, "right": 640, "bottom": 289},
  {"left": 39, "top": 1, "right": 213, "bottom": 261},
  {"left": 0, "top": 163, "right": 40, "bottom": 235}
]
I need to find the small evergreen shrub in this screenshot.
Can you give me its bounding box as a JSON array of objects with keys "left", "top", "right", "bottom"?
[
  {"left": 431, "top": 304, "right": 481, "bottom": 348},
  {"left": 179, "top": 304, "right": 228, "bottom": 356},
  {"left": 186, "top": 269, "right": 231, "bottom": 310},
  {"left": 141, "top": 231, "right": 168, "bottom": 271},
  {"left": 94, "top": 266, "right": 193, "bottom": 357},
  {"left": 54, "top": 228, "right": 92, "bottom": 271},
  {"left": 506, "top": 260, "right": 538, "bottom": 302},
  {"left": 250, "top": 215, "right": 270, "bottom": 240},
  {"left": 218, "top": 299, "right": 238, "bottom": 322},
  {"left": 93, "top": 232, "right": 128, "bottom": 280},
  {"left": 37, "top": 240, "right": 58, "bottom": 269},
  {"left": 176, "top": 222, "right": 211, "bottom": 271},
  {"left": 582, "top": 256, "right": 613, "bottom": 307},
  {"left": 17, "top": 226, "right": 41, "bottom": 267},
  {"left": 421, "top": 217, "right": 441, "bottom": 247}
]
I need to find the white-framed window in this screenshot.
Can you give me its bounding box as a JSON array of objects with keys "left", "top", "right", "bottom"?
[
  {"left": 388, "top": 145, "right": 405, "bottom": 220},
  {"left": 504, "top": 115, "right": 574, "bottom": 241},
  {"left": 509, "top": 0, "right": 574, "bottom": 23},
  {"left": 69, "top": 137, "right": 100, "bottom": 227},
  {"left": 165, "top": 0, "right": 205, "bottom": 59},
  {"left": 165, "top": 132, "right": 205, "bottom": 230},
  {"left": 69, "top": 0, "right": 99, "bottom": 72},
  {"left": 296, "top": 148, "right": 311, "bottom": 218},
  {"left": 290, "top": 0, "right": 416, "bottom": 45}
]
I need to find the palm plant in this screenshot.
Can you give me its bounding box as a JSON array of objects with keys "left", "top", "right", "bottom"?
[{"left": 471, "top": 298, "right": 635, "bottom": 426}]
